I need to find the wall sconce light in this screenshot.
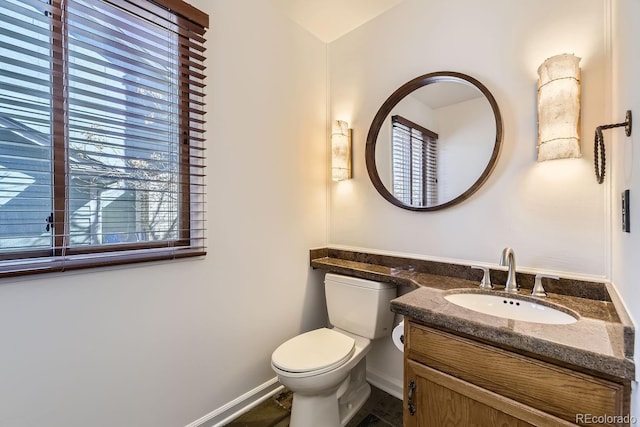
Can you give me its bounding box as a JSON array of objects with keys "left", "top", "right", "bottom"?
[
  {"left": 537, "top": 53, "right": 582, "bottom": 161},
  {"left": 594, "top": 110, "right": 632, "bottom": 184},
  {"left": 332, "top": 120, "right": 352, "bottom": 181}
]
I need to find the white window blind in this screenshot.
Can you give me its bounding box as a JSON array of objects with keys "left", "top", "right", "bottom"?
[
  {"left": 391, "top": 115, "right": 438, "bottom": 207},
  {"left": 0, "top": 0, "right": 208, "bottom": 276}
]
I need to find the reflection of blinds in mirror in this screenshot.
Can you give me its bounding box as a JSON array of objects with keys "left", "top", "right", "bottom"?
[{"left": 391, "top": 116, "right": 438, "bottom": 206}]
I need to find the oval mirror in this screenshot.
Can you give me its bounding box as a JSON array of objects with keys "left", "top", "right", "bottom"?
[{"left": 365, "top": 72, "right": 502, "bottom": 211}]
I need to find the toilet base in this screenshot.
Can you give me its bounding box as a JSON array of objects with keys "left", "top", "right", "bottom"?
[
  {"left": 289, "top": 389, "right": 342, "bottom": 427},
  {"left": 338, "top": 358, "right": 370, "bottom": 425},
  {"left": 288, "top": 359, "right": 370, "bottom": 427},
  {"left": 339, "top": 382, "right": 371, "bottom": 426}
]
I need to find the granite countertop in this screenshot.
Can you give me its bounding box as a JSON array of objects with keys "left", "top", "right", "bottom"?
[{"left": 310, "top": 248, "right": 635, "bottom": 381}]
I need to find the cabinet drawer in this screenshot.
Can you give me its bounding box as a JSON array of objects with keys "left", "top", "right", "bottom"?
[{"left": 406, "top": 321, "right": 627, "bottom": 425}]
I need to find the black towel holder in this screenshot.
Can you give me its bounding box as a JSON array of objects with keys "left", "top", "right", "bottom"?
[{"left": 594, "top": 110, "right": 632, "bottom": 184}]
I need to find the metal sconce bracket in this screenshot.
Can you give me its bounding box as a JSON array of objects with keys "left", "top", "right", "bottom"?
[{"left": 594, "top": 110, "right": 632, "bottom": 184}]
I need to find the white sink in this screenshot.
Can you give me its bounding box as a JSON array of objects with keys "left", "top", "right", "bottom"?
[{"left": 444, "top": 292, "right": 578, "bottom": 325}]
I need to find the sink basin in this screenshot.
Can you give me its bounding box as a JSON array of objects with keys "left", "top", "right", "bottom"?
[{"left": 444, "top": 292, "right": 578, "bottom": 325}]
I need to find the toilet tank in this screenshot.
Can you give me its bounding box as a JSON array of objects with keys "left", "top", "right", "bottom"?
[{"left": 324, "top": 273, "right": 397, "bottom": 340}]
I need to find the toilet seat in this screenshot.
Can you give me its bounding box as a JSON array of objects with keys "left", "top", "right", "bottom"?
[{"left": 272, "top": 328, "right": 355, "bottom": 377}]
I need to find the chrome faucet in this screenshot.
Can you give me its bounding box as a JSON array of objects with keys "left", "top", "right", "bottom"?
[
  {"left": 499, "top": 247, "right": 518, "bottom": 292},
  {"left": 531, "top": 273, "right": 559, "bottom": 298}
]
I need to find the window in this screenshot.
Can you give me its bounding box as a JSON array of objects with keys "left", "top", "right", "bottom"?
[
  {"left": 391, "top": 115, "right": 438, "bottom": 207},
  {"left": 0, "top": 0, "right": 208, "bottom": 276}
]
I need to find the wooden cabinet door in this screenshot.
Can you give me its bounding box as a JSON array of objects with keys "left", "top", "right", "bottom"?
[
  {"left": 406, "top": 322, "right": 629, "bottom": 423},
  {"left": 404, "top": 360, "right": 577, "bottom": 427}
]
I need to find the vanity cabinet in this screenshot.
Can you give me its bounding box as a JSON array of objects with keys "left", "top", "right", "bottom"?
[{"left": 404, "top": 320, "right": 631, "bottom": 427}]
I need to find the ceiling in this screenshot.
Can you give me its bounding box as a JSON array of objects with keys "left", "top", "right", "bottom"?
[
  {"left": 271, "top": 0, "right": 404, "bottom": 43},
  {"left": 413, "top": 81, "right": 484, "bottom": 109}
]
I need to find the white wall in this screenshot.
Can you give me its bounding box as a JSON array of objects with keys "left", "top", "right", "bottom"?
[
  {"left": 611, "top": 0, "right": 640, "bottom": 414},
  {"left": 328, "top": 0, "right": 610, "bottom": 397},
  {"left": 329, "top": 0, "right": 608, "bottom": 277},
  {"left": 0, "top": 2, "right": 328, "bottom": 426}
]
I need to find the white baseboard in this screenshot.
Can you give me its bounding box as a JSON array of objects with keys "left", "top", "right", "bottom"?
[
  {"left": 185, "top": 377, "right": 283, "bottom": 427},
  {"left": 366, "top": 369, "right": 403, "bottom": 400}
]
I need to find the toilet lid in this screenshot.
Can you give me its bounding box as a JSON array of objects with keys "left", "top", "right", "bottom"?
[{"left": 272, "top": 328, "right": 355, "bottom": 374}]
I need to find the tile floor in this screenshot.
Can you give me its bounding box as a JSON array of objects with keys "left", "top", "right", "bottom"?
[{"left": 225, "top": 385, "right": 403, "bottom": 427}]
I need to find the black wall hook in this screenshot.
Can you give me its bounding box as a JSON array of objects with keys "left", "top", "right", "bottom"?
[{"left": 594, "top": 110, "right": 632, "bottom": 184}]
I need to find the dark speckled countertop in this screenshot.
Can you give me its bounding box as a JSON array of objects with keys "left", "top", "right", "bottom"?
[{"left": 310, "top": 248, "right": 635, "bottom": 381}]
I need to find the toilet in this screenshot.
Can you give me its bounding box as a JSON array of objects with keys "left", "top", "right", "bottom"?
[{"left": 271, "top": 273, "right": 396, "bottom": 427}]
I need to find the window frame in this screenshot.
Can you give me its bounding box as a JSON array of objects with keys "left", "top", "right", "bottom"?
[
  {"left": 0, "top": 0, "right": 208, "bottom": 277},
  {"left": 391, "top": 115, "right": 438, "bottom": 207}
]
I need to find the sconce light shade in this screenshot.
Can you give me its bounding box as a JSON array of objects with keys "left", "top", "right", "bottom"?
[
  {"left": 332, "top": 120, "right": 352, "bottom": 181},
  {"left": 537, "top": 53, "right": 582, "bottom": 161}
]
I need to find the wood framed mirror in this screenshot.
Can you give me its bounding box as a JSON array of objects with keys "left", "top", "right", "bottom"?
[{"left": 365, "top": 72, "right": 503, "bottom": 211}]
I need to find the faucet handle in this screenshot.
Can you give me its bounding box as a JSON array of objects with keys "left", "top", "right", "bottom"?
[
  {"left": 531, "top": 273, "right": 559, "bottom": 297},
  {"left": 471, "top": 265, "right": 493, "bottom": 289}
]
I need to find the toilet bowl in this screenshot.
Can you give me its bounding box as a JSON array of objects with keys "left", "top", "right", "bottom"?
[
  {"left": 271, "top": 328, "right": 372, "bottom": 426},
  {"left": 271, "top": 273, "right": 397, "bottom": 427}
]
